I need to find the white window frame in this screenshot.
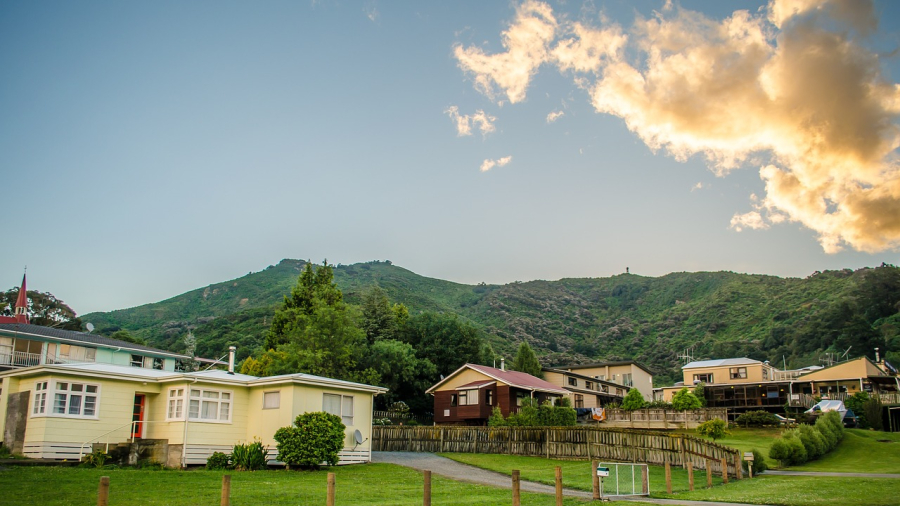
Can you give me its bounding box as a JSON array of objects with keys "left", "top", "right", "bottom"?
[
  {"left": 323, "top": 393, "right": 354, "bottom": 426},
  {"left": 33, "top": 379, "right": 101, "bottom": 419},
  {"left": 166, "top": 387, "right": 186, "bottom": 420},
  {"left": 187, "top": 387, "right": 233, "bottom": 423},
  {"left": 457, "top": 389, "right": 479, "bottom": 406},
  {"left": 263, "top": 391, "right": 281, "bottom": 410}
]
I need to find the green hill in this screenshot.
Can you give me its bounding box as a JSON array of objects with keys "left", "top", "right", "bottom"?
[{"left": 82, "top": 260, "right": 900, "bottom": 385}]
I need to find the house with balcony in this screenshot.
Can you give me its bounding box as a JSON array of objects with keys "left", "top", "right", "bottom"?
[
  {"left": 544, "top": 361, "right": 654, "bottom": 401},
  {"left": 541, "top": 368, "right": 627, "bottom": 408},
  {"left": 426, "top": 363, "right": 568, "bottom": 426}
]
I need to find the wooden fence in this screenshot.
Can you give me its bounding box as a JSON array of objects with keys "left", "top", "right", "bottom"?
[
  {"left": 372, "top": 426, "right": 742, "bottom": 476},
  {"left": 601, "top": 409, "right": 727, "bottom": 429}
]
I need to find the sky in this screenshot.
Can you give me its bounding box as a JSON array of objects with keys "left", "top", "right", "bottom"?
[{"left": 2, "top": 0, "right": 899, "bottom": 315}]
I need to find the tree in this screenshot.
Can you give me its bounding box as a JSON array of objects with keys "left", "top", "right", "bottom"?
[
  {"left": 273, "top": 412, "right": 345, "bottom": 469},
  {"left": 863, "top": 396, "right": 884, "bottom": 431},
  {"left": 360, "top": 286, "right": 400, "bottom": 342},
  {"left": 511, "top": 341, "right": 543, "bottom": 378},
  {"left": 693, "top": 382, "right": 707, "bottom": 407},
  {"left": 696, "top": 418, "right": 728, "bottom": 441},
  {"left": 266, "top": 260, "right": 344, "bottom": 350},
  {"left": 399, "top": 311, "right": 485, "bottom": 377},
  {"left": 621, "top": 388, "right": 647, "bottom": 410},
  {"left": 360, "top": 339, "right": 437, "bottom": 412},
  {"left": 1, "top": 288, "right": 82, "bottom": 330},
  {"left": 671, "top": 388, "right": 703, "bottom": 410},
  {"left": 109, "top": 329, "right": 147, "bottom": 346}
]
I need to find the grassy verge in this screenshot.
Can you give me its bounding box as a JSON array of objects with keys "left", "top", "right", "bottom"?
[
  {"left": 0, "top": 464, "right": 656, "bottom": 506},
  {"left": 785, "top": 429, "right": 900, "bottom": 473},
  {"left": 660, "top": 475, "right": 900, "bottom": 505},
  {"left": 440, "top": 453, "right": 724, "bottom": 494}
]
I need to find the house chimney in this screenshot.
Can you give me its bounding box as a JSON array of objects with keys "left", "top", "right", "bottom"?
[
  {"left": 228, "top": 346, "right": 236, "bottom": 374},
  {"left": 875, "top": 347, "right": 880, "bottom": 363},
  {"left": 500, "top": 358, "right": 505, "bottom": 371}
]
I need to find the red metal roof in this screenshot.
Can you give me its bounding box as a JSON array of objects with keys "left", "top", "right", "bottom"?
[
  {"left": 455, "top": 380, "right": 496, "bottom": 389},
  {"left": 465, "top": 364, "right": 568, "bottom": 394}
]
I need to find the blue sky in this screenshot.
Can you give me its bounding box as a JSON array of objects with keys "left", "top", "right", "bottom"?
[{"left": 2, "top": 0, "right": 899, "bottom": 315}]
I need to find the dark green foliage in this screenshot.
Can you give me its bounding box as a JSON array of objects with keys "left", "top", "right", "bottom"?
[
  {"left": 109, "top": 329, "right": 147, "bottom": 345},
  {"left": 360, "top": 338, "right": 437, "bottom": 412},
  {"left": 265, "top": 261, "right": 346, "bottom": 350},
  {"left": 844, "top": 392, "right": 870, "bottom": 428},
  {"left": 398, "top": 311, "right": 485, "bottom": 378},
  {"left": 231, "top": 439, "right": 268, "bottom": 471},
  {"left": 646, "top": 400, "right": 672, "bottom": 409},
  {"left": 784, "top": 433, "right": 808, "bottom": 464},
  {"left": 554, "top": 397, "right": 572, "bottom": 407},
  {"left": 511, "top": 341, "right": 543, "bottom": 378},
  {"left": 536, "top": 401, "right": 577, "bottom": 426},
  {"left": 671, "top": 388, "right": 703, "bottom": 410},
  {"left": 361, "top": 286, "right": 406, "bottom": 343},
  {"left": 768, "top": 438, "right": 792, "bottom": 466},
  {"left": 274, "top": 412, "right": 345, "bottom": 469},
  {"left": 696, "top": 418, "right": 728, "bottom": 441},
  {"left": 1, "top": 288, "right": 82, "bottom": 330},
  {"left": 621, "top": 388, "right": 647, "bottom": 410},
  {"left": 487, "top": 407, "right": 506, "bottom": 427},
  {"left": 492, "top": 399, "right": 575, "bottom": 426},
  {"left": 735, "top": 410, "right": 780, "bottom": 427},
  {"left": 769, "top": 412, "right": 844, "bottom": 467},
  {"left": 742, "top": 448, "right": 767, "bottom": 474},
  {"left": 797, "top": 424, "right": 825, "bottom": 460},
  {"left": 863, "top": 396, "right": 884, "bottom": 431},
  {"left": 206, "top": 452, "right": 231, "bottom": 470},
  {"left": 693, "top": 382, "right": 707, "bottom": 407},
  {"left": 82, "top": 449, "right": 110, "bottom": 468}
]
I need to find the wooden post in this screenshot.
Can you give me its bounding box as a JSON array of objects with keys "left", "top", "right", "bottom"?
[
  {"left": 687, "top": 460, "right": 694, "bottom": 491},
  {"left": 97, "top": 476, "right": 110, "bottom": 506},
  {"left": 592, "top": 460, "right": 600, "bottom": 500},
  {"left": 221, "top": 475, "right": 231, "bottom": 506},
  {"left": 734, "top": 454, "right": 743, "bottom": 480},
  {"left": 721, "top": 457, "right": 729, "bottom": 484},
  {"left": 641, "top": 465, "right": 649, "bottom": 495},
  {"left": 555, "top": 466, "right": 563, "bottom": 506},
  {"left": 706, "top": 460, "right": 713, "bottom": 489},
  {"left": 665, "top": 462, "right": 672, "bottom": 494},
  {"left": 512, "top": 470, "right": 521, "bottom": 506},
  {"left": 748, "top": 461, "right": 753, "bottom": 479},
  {"left": 546, "top": 429, "right": 551, "bottom": 458},
  {"left": 423, "top": 470, "right": 431, "bottom": 506},
  {"left": 327, "top": 472, "right": 336, "bottom": 506}
]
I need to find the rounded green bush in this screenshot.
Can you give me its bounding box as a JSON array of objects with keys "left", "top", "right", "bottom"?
[{"left": 274, "top": 412, "right": 346, "bottom": 469}]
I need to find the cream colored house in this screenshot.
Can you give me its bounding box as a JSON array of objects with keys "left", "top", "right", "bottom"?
[
  {"left": 0, "top": 360, "right": 386, "bottom": 467},
  {"left": 542, "top": 368, "right": 627, "bottom": 408},
  {"left": 548, "top": 361, "right": 654, "bottom": 401}
]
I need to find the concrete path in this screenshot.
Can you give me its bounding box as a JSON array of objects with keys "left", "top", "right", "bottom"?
[
  {"left": 765, "top": 470, "right": 900, "bottom": 478},
  {"left": 371, "top": 452, "right": 771, "bottom": 506}
]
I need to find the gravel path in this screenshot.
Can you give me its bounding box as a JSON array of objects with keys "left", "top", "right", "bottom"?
[{"left": 371, "top": 452, "right": 771, "bottom": 506}]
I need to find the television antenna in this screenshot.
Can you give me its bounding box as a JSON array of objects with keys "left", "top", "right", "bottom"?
[{"left": 677, "top": 345, "right": 697, "bottom": 366}]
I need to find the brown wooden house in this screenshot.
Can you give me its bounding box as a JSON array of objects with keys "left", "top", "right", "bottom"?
[{"left": 426, "top": 363, "right": 569, "bottom": 426}]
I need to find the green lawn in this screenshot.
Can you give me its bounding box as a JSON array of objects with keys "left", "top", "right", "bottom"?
[
  {"left": 785, "top": 429, "right": 900, "bottom": 473},
  {"left": 661, "top": 475, "right": 900, "bottom": 505},
  {"left": 0, "top": 464, "right": 655, "bottom": 506}
]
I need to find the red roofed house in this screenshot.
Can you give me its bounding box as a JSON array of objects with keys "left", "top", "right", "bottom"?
[
  {"left": 0, "top": 274, "right": 29, "bottom": 325},
  {"left": 426, "top": 361, "right": 568, "bottom": 426}
]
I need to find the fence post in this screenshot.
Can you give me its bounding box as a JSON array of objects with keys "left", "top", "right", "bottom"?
[
  {"left": 423, "top": 470, "right": 431, "bottom": 506},
  {"left": 555, "top": 466, "right": 563, "bottom": 506},
  {"left": 687, "top": 460, "right": 694, "bottom": 491},
  {"left": 592, "top": 460, "right": 600, "bottom": 500},
  {"left": 642, "top": 465, "right": 649, "bottom": 495},
  {"left": 545, "top": 428, "right": 551, "bottom": 458},
  {"left": 512, "top": 470, "right": 521, "bottom": 506},
  {"left": 734, "top": 454, "right": 743, "bottom": 480},
  {"left": 440, "top": 427, "right": 444, "bottom": 453},
  {"left": 221, "top": 475, "right": 231, "bottom": 506},
  {"left": 665, "top": 462, "right": 672, "bottom": 494},
  {"left": 327, "top": 472, "right": 336, "bottom": 506},
  {"left": 97, "top": 476, "right": 110, "bottom": 506},
  {"left": 721, "top": 457, "right": 729, "bottom": 484},
  {"left": 706, "top": 460, "right": 712, "bottom": 488}
]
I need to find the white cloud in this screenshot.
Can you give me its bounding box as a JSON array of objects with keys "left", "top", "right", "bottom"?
[
  {"left": 481, "top": 155, "right": 513, "bottom": 172},
  {"left": 364, "top": 3, "right": 378, "bottom": 22},
  {"left": 691, "top": 182, "right": 704, "bottom": 191},
  {"left": 445, "top": 106, "right": 497, "bottom": 137},
  {"left": 456, "top": 0, "right": 900, "bottom": 253},
  {"left": 546, "top": 110, "right": 565, "bottom": 123}
]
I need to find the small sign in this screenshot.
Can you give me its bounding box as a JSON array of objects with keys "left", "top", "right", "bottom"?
[
  {"left": 597, "top": 466, "right": 610, "bottom": 477},
  {"left": 743, "top": 452, "right": 754, "bottom": 461}
]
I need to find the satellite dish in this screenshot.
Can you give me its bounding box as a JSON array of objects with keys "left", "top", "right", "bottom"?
[
  {"left": 86, "top": 323, "right": 95, "bottom": 333},
  {"left": 353, "top": 429, "right": 363, "bottom": 445}
]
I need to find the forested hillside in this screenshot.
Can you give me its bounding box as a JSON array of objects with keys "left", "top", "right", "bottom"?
[{"left": 82, "top": 260, "right": 900, "bottom": 385}]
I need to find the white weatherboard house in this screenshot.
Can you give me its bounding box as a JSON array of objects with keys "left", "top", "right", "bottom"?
[{"left": 1, "top": 344, "right": 386, "bottom": 467}]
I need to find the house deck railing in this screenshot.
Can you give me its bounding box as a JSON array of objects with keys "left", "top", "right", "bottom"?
[
  {"left": 603, "top": 408, "right": 728, "bottom": 424},
  {"left": 0, "top": 351, "right": 42, "bottom": 368}
]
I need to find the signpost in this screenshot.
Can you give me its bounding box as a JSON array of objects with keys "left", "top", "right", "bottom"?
[{"left": 743, "top": 452, "right": 754, "bottom": 479}]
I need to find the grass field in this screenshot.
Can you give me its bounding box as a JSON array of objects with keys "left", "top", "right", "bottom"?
[
  {"left": 786, "top": 428, "right": 900, "bottom": 473},
  {"left": 0, "top": 464, "right": 660, "bottom": 506}
]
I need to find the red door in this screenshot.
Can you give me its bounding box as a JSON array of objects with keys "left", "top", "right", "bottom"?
[{"left": 132, "top": 394, "right": 145, "bottom": 439}]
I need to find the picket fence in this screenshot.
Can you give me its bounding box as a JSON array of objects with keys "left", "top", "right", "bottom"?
[{"left": 372, "top": 425, "right": 743, "bottom": 476}]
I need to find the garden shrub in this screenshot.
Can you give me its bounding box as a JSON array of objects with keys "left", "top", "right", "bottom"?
[
  {"left": 768, "top": 439, "right": 792, "bottom": 467},
  {"left": 785, "top": 434, "right": 808, "bottom": 465},
  {"left": 844, "top": 392, "right": 870, "bottom": 428},
  {"left": 693, "top": 382, "right": 707, "bottom": 407},
  {"left": 621, "top": 388, "right": 647, "bottom": 411},
  {"left": 491, "top": 402, "right": 575, "bottom": 427},
  {"left": 274, "top": 412, "right": 346, "bottom": 469},
  {"left": 206, "top": 451, "right": 231, "bottom": 470},
  {"left": 488, "top": 407, "right": 506, "bottom": 427},
  {"left": 742, "top": 448, "right": 767, "bottom": 474},
  {"left": 671, "top": 388, "right": 703, "bottom": 410},
  {"left": 83, "top": 448, "right": 110, "bottom": 468},
  {"left": 646, "top": 400, "right": 672, "bottom": 409},
  {"left": 696, "top": 418, "right": 728, "bottom": 442},
  {"left": 734, "top": 410, "right": 779, "bottom": 427},
  {"left": 863, "top": 397, "right": 884, "bottom": 431},
  {"left": 554, "top": 397, "right": 572, "bottom": 408},
  {"left": 796, "top": 424, "right": 824, "bottom": 460},
  {"left": 232, "top": 439, "right": 268, "bottom": 471}
]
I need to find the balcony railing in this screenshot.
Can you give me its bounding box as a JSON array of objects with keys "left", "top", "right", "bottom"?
[{"left": 0, "top": 350, "right": 42, "bottom": 368}]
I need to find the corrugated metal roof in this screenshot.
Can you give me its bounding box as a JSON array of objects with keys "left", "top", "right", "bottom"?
[
  {"left": 683, "top": 358, "right": 761, "bottom": 369},
  {"left": 0, "top": 323, "right": 189, "bottom": 359}
]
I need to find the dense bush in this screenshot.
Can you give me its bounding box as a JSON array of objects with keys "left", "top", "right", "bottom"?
[
  {"left": 796, "top": 425, "right": 824, "bottom": 460},
  {"left": 646, "top": 400, "right": 672, "bottom": 409},
  {"left": 671, "top": 388, "right": 703, "bottom": 410},
  {"left": 768, "top": 412, "right": 844, "bottom": 467},
  {"left": 863, "top": 397, "right": 884, "bottom": 431},
  {"left": 488, "top": 400, "right": 576, "bottom": 427},
  {"left": 696, "top": 418, "right": 728, "bottom": 441},
  {"left": 206, "top": 451, "right": 231, "bottom": 470},
  {"left": 274, "top": 412, "right": 346, "bottom": 469},
  {"left": 621, "top": 388, "right": 647, "bottom": 410},
  {"left": 232, "top": 439, "right": 268, "bottom": 471},
  {"left": 742, "top": 448, "right": 767, "bottom": 474},
  {"left": 844, "top": 392, "right": 870, "bottom": 428},
  {"left": 734, "top": 410, "right": 780, "bottom": 427}
]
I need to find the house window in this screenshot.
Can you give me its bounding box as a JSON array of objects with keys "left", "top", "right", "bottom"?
[
  {"left": 188, "top": 388, "right": 232, "bottom": 422},
  {"left": 585, "top": 381, "right": 594, "bottom": 391},
  {"left": 131, "top": 355, "right": 147, "bottom": 368},
  {"left": 568, "top": 377, "right": 578, "bottom": 387},
  {"left": 263, "top": 391, "right": 280, "bottom": 409},
  {"left": 574, "top": 394, "right": 584, "bottom": 408},
  {"left": 450, "top": 393, "right": 458, "bottom": 407},
  {"left": 51, "top": 381, "right": 99, "bottom": 418},
  {"left": 32, "top": 381, "right": 48, "bottom": 414},
  {"left": 485, "top": 390, "right": 493, "bottom": 406},
  {"left": 458, "top": 389, "right": 479, "bottom": 406},
  {"left": 693, "top": 373, "right": 713, "bottom": 383},
  {"left": 323, "top": 393, "right": 354, "bottom": 425},
  {"left": 167, "top": 388, "right": 185, "bottom": 419},
  {"left": 622, "top": 374, "right": 633, "bottom": 387},
  {"left": 762, "top": 368, "right": 769, "bottom": 380},
  {"left": 516, "top": 392, "right": 526, "bottom": 407},
  {"left": 729, "top": 368, "right": 747, "bottom": 380},
  {"left": 56, "top": 344, "right": 96, "bottom": 363},
  {"left": 153, "top": 357, "right": 164, "bottom": 370}
]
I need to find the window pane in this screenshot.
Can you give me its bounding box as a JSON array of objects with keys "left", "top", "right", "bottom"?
[
  {"left": 221, "top": 392, "right": 230, "bottom": 400},
  {"left": 71, "top": 384, "right": 83, "bottom": 392},
  {"left": 86, "top": 385, "right": 97, "bottom": 393},
  {"left": 323, "top": 394, "right": 341, "bottom": 415},
  {"left": 83, "top": 396, "right": 96, "bottom": 416},
  {"left": 53, "top": 394, "right": 67, "bottom": 414},
  {"left": 263, "top": 392, "right": 280, "bottom": 409},
  {"left": 68, "top": 395, "right": 82, "bottom": 415},
  {"left": 189, "top": 399, "right": 199, "bottom": 419},
  {"left": 342, "top": 396, "right": 353, "bottom": 417},
  {"left": 201, "top": 400, "right": 217, "bottom": 419},
  {"left": 203, "top": 391, "right": 219, "bottom": 399},
  {"left": 57, "top": 383, "right": 68, "bottom": 391},
  {"left": 219, "top": 402, "right": 230, "bottom": 420},
  {"left": 190, "top": 390, "right": 200, "bottom": 398}
]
